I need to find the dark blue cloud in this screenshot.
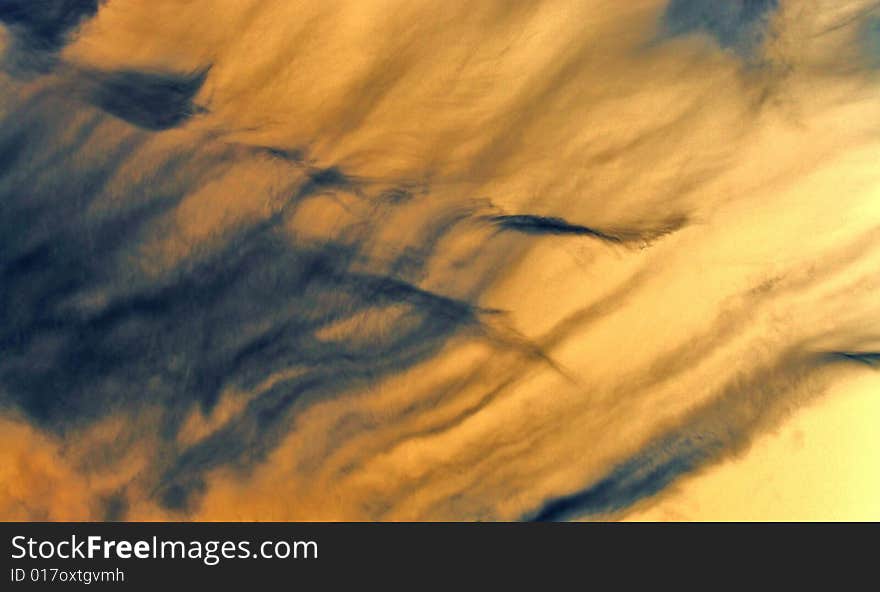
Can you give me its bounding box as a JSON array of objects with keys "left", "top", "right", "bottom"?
[
  {"left": 0, "top": 0, "right": 101, "bottom": 72},
  {"left": 527, "top": 431, "right": 722, "bottom": 521},
  {"left": 0, "top": 87, "right": 491, "bottom": 513},
  {"left": 662, "top": 0, "right": 780, "bottom": 55},
  {"left": 525, "top": 352, "right": 816, "bottom": 521},
  {"left": 487, "top": 215, "right": 623, "bottom": 243},
  {"left": 0, "top": 0, "right": 100, "bottom": 51},
  {"left": 82, "top": 67, "right": 211, "bottom": 131},
  {"left": 0, "top": 62, "right": 689, "bottom": 516}
]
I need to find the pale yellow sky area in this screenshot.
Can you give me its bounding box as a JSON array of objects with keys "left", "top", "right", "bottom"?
[{"left": 626, "top": 371, "right": 880, "bottom": 521}]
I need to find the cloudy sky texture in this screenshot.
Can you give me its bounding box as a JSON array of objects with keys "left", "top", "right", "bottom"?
[{"left": 1, "top": 0, "right": 880, "bottom": 520}]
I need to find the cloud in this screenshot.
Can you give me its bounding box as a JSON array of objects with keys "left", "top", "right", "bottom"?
[
  {"left": 861, "top": 16, "right": 880, "bottom": 66},
  {"left": 78, "top": 66, "right": 211, "bottom": 130},
  {"left": 0, "top": 0, "right": 101, "bottom": 72},
  {"left": 1, "top": 0, "right": 880, "bottom": 520},
  {"left": 662, "top": 0, "right": 780, "bottom": 55}
]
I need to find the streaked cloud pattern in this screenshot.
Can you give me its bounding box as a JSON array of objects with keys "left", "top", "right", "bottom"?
[{"left": 1, "top": 0, "right": 880, "bottom": 521}]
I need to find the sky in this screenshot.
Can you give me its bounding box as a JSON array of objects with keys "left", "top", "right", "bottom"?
[{"left": 1, "top": 0, "right": 879, "bottom": 521}]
